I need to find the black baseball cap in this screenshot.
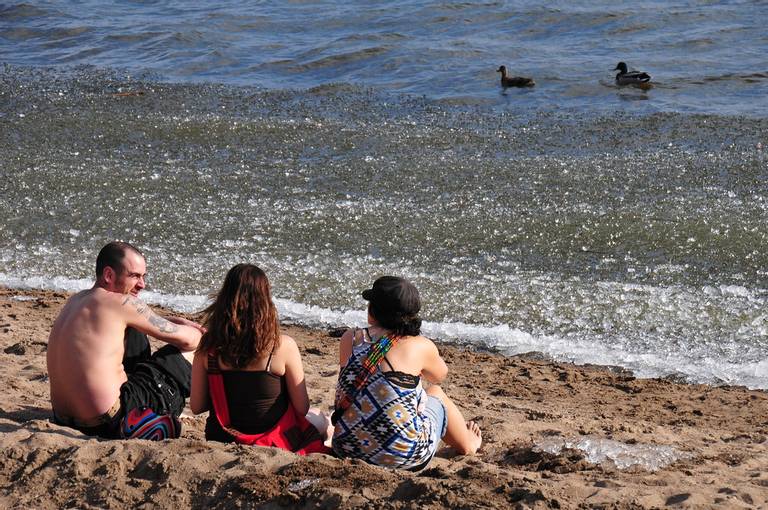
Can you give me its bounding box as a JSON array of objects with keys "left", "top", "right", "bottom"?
[{"left": 362, "top": 276, "right": 420, "bottom": 314}]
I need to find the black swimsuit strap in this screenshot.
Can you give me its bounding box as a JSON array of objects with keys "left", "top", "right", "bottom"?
[
  {"left": 208, "top": 348, "right": 275, "bottom": 373},
  {"left": 265, "top": 346, "right": 276, "bottom": 373}
]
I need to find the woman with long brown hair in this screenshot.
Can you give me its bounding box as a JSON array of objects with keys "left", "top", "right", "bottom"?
[{"left": 190, "top": 264, "right": 330, "bottom": 453}]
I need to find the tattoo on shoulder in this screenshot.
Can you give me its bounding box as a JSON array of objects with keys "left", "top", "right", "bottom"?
[
  {"left": 122, "top": 296, "right": 150, "bottom": 317},
  {"left": 148, "top": 314, "right": 179, "bottom": 333}
]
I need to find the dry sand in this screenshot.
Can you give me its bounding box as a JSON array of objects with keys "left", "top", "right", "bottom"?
[{"left": 0, "top": 286, "right": 766, "bottom": 509}]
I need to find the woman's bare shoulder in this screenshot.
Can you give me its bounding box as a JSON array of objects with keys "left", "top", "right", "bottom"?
[
  {"left": 393, "top": 334, "right": 436, "bottom": 356},
  {"left": 277, "top": 334, "right": 299, "bottom": 353},
  {"left": 403, "top": 334, "right": 434, "bottom": 346}
]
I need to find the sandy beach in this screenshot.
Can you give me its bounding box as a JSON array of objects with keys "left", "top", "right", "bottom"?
[{"left": 0, "top": 285, "right": 766, "bottom": 509}]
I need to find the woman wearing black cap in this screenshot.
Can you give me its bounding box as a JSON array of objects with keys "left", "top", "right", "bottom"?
[{"left": 331, "top": 276, "right": 482, "bottom": 469}]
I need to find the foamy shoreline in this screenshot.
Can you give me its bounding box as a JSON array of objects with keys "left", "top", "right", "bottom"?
[{"left": 4, "top": 274, "right": 767, "bottom": 391}]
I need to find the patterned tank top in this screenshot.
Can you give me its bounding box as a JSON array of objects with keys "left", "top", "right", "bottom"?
[{"left": 332, "top": 330, "right": 437, "bottom": 469}]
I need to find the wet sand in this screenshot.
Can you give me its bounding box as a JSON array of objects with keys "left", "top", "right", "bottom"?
[{"left": 0, "top": 286, "right": 766, "bottom": 508}]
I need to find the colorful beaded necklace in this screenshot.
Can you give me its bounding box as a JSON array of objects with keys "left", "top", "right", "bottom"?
[{"left": 331, "top": 332, "right": 399, "bottom": 424}]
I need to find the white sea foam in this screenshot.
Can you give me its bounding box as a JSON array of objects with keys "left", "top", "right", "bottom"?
[
  {"left": 139, "top": 291, "right": 209, "bottom": 314},
  {"left": 0, "top": 273, "right": 92, "bottom": 293},
  {"left": 535, "top": 436, "right": 691, "bottom": 471},
  {"left": 1, "top": 273, "right": 767, "bottom": 389},
  {"left": 274, "top": 298, "right": 367, "bottom": 328}
]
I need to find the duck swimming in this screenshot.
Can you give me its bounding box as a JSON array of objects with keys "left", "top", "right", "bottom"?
[
  {"left": 614, "top": 62, "right": 651, "bottom": 86},
  {"left": 497, "top": 65, "right": 535, "bottom": 88}
]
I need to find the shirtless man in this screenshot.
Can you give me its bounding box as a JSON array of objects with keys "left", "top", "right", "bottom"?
[{"left": 47, "top": 241, "right": 203, "bottom": 438}]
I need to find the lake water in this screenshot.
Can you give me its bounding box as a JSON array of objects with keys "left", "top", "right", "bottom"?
[{"left": 1, "top": 1, "right": 767, "bottom": 388}]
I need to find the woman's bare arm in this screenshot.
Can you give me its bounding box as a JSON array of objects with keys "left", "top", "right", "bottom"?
[
  {"left": 419, "top": 338, "right": 448, "bottom": 384},
  {"left": 189, "top": 350, "right": 210, "bottom": 414},
  {"left": 339, "top": 328, "right": 355, "bottom": 367},
  {"left": 282, "top": 335, "right": 310, "bottom": 415}
]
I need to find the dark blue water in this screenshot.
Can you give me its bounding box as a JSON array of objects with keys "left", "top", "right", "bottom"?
[
  {"left": 2, "top": 1, "right": 768, "bottom": 388},
  {"left": 2, "top": 0, "right": 767, "bottom": 115}
]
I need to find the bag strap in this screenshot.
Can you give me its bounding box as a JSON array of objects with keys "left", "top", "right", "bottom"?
[
  {"left": 206, "top": 350, "right": 249, "bottom": 439},
  {"left": 331, "top": 332, "right": 398, "bottom": 425},
  {"left": 207, "top": 350, "right": 329, "bottom": 453}
]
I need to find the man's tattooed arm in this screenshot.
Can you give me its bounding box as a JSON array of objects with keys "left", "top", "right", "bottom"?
[
  {"left": 148, "top": 313, "right": 179, "bottom": 333},
  {"left": 122, "top": 296, "right": 179, "bottom": 333}
]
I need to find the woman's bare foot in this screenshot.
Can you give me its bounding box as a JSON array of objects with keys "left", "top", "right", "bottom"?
[{"left": 465, "top": 420, "right": 483, "bottom": 454}]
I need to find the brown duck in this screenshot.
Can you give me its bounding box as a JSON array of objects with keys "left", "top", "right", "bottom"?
[
  {"left": 497, "top": 65, "right": 535, "bottom": 88},
  {"left": 614, "top": 62, "right": 651, "bottom": 86}
]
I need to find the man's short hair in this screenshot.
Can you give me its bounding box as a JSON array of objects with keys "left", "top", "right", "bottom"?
[{"left": 95, "top": 242, "right": 144, "bottom": 277}]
